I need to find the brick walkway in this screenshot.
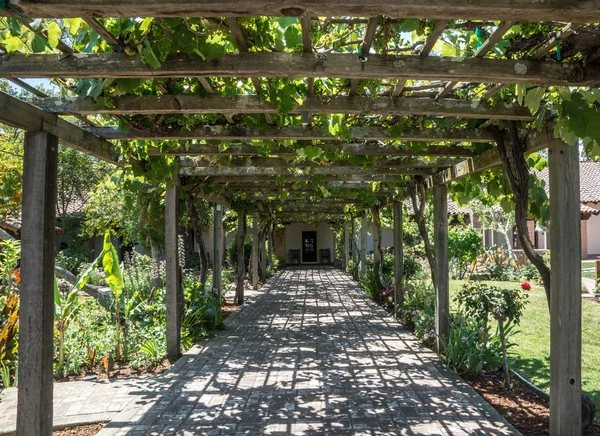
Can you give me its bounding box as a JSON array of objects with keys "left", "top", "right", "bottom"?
[{"left": 97, "top": 267, "right": 517, "bottom": 435}]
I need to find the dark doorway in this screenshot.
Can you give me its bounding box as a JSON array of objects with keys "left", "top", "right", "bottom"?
[{"left": 302, "top": 231, "right": 317, "bottom": 263}]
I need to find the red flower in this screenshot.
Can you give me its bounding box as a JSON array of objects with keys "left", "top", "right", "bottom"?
[{"left": 521, "top": 282, "right": 531, "bottom": 291}]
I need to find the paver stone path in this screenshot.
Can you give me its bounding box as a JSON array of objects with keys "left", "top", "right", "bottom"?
[{"left": 97, "top": 267, "right": 518, "bottom": 435}]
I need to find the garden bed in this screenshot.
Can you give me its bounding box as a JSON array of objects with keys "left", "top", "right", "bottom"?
[
  {"left": 464, "top": 371, "right": 600, "bottom": 436},
  {"left": 53, "top": 423, "right": 105, "bottom": 435}
]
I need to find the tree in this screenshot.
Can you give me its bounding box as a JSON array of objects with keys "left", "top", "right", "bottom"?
[{"left": 471, "top": 201, "right": 517, "bottom": 260}]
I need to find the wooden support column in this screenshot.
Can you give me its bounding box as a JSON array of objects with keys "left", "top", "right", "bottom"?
[
  {"left": 434, "top": 184, "right": 449, "bottom": 353},
  {"left": 344, "top": 220, "right": 350, "bottom": 270},
  {"left": 260, "top": 229, "right": 267, "bottom": 283},
  {"left": 549, "top": 139, "right": 582, "bottom": 435},
  {"left": 393, "top": 201, "right": 404, "bottom": 318},
  {"left": 17, "top": 132, "right": 58, "bottom": 436},
  {"left": 352, "top": 218, "right": 358, "bottom": 277},
  {"left": 268, "top": 220, "right": 274, "bottom": 268},
  {"left": 360, "top": 217, "right": 367, "bottom": 277},
  {"left": 213, "top": 203, "right": 223, "bottom": 303},
  {"left": 252, "top": 212, "right": 259, "bottom": 290},
  {"left": 165, "top": 174, "right": 181, "bottom": 361},
  {"left": 236, "top": 210, "right": 247, "bottom": 305}
]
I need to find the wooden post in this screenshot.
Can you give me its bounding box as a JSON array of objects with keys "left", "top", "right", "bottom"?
[
  {"left": 252, "top": 212, "right": 259, "bottom": 290},
  {"left": 268, "top": 219, "right": 274, "bottom": 268},
  {"left": 213, "top": 203, "right": 223, "bottom": 303},
  {"left": 165, "top": 174, "right": 181, "bottom": 361},
  {"left": 344, "top": 220, "right": 350, "bottom": 270},
  {"left": 360, "top": 216, "right": 367, "bottom": 277},
  {"left": 236, "top": 210, "right": 246, "bottom": 305},
  {"left": 352, "top": 218, "right": 358, "bottom": 276},
  {"left": 393, "top": 201, "right": 404, "bottom": 318},
  {"left": 434, "top": 184, "right": 449, "bottom": 353},
  {"left": 595, "top": 260, "right": 600, "bottom": 286},
  {"left": 17, "top": 132, "right": 58, "bottom": 436},
  {"left": 260, "top": 229, "right": 267, "bottom": 283},
  {"left": 549, "top": 139, "right": 582, "bottom": 435},
  {"left": 373, "top": 216, "right": 381, "bottom": 265}
]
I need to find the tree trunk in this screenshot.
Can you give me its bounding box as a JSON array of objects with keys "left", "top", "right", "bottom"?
[
  {"left": 186, "top": 198, "right": 209, "bottom": 286},
  {"left": 236, "top": 211, "right": 247, "bottom": 305},
  {"left": 489, "top": 122, "right": 551, "bottom": 307},
  {"left": 409, "top": 179, "right": 437, "bottom": 290},
  {"left": 372, "top": 205, "right": 389, "bottom": 289},
  {"left": 497, "top": 316, "right": 511, "bottom": 390}
]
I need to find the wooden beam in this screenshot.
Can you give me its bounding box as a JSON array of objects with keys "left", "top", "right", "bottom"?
[
  {"left": 433, "top": 183, "right": 449, "bottom": 354},
  {"left": 549, "top": 138, "right": 582, "bottom": 435},
  {"left": 83, "top": 17, "right": 123, "bottom": 52},
  {"left": 88, "top": 125, "right": 498, "bottom": 143},
  {"left": 149, "top": 141, "right": 477, "bottom": 157},
  {"left": 165, "top": 174, "right": 182, "bottom": 361},
  {"left": 195, "top": 174, "right": 422, "bottom": 182},
  {"left": 180, "top": 156, "right": 456, "bottom": 169},
  {"left": 532, "top": 22, "right": 579, "bottom": 60},
  {"left": 349, "top": 16, "right": 381, "bottom": 95},
  {"left": 180, "top": 165, "right": 442, "bottom": 177},
  {"left": 4, "top": 53, "right": 599, "bottom": 87},
  {"left": 8, "top": 1, "right": 600, "bottom": 22},
  {"left": 195, "top": 77, "right": 235, "bottom": 124},
  {"left": 0, "top": 91, "right": 119, "bottom": 164},
  {"left": 437, "top": 21, "right": 515, "bottom": 98},
  {"left": 36, "top": 94, "right": 535, "bottom": 120},
  {"left": 16, "top": 131, "right": 58, "bottom": 436},
  {"left": 434, "top": 122, "right": 555, "bottom": 184},
  {"left": 420, "top": 20, "right": 449, "bottom": 56},
  {"left": 226, "top": 17, "right": 272, "bottom": 125}
]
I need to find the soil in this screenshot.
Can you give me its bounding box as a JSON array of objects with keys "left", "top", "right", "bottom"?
[
  {"left": 53, "top": 423, "right": 105, "bottom": 435},
  {"left": 463, "top": 371, "right": 600, "bottom": 436},
  {"left": 222, "top": 299, "right": 241, "bottom": 320}
]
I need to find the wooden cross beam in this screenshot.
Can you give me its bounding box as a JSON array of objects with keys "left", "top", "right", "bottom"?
[
  {"left": 3, "top": 53, "right": 598, "bottom": 86},
  {"left": 87, "top": 125, "right": 498, "bottom": 143},
  {"left": 147, "top": 142, "right": 478, "bottom": 157},
  {"left": 180, "top": 156, "right": 456, "bottom": 169},
  {"left": 6, "top": 1, "right": 600, "bottom": 22},
  {"left": 34, "top": 94, "right": 534, "bottom": 121},
  {"left": 434, "top": 121, "right": 555, "bottom": 184},
  {"left": 0, "top": 91, "right": 119, "bottom": 164},
  {"left": 179, "top": 165, "right": 442, "bottom": 177},
  {"left": 184, "top": 174, "right": 422, "bottom": 182}
]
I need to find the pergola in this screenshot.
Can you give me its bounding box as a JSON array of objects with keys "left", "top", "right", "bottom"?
[{"left": 0, "top": 2, "right": 595, "bottom": 434}]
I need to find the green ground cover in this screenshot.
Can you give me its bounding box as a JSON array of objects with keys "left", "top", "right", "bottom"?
[{"left": 450, "top": 280, "right": 600, "bottom": 417}]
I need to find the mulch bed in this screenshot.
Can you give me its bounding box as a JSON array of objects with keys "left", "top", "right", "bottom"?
[
  {"left": 53, "top": 423, "right": 105, "bottom": 435},
  {"left": 222, "top": 300, "right": 241, "bottom": 320},
  {"left": 463, "top": 371, "right": 600, "bottom": 435}
]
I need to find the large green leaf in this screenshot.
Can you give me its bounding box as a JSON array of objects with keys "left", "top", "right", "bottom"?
[{"left": 101, "top": 232, "right": 124, "bottom": 299}]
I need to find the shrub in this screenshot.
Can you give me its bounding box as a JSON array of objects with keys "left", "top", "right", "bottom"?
[
  {"left": 445, "top": 315, "right": 504, "bottom": 375},
  {"left": 227, "top": 233, "right": 253, "bottom": 270},
  {"left": 448, "top": 226, "right": 483, "bottom": 279},
  {"left": 400, "top": 280, "right": 435, "bottom": 331},
  {"left": 55, "top": 247, "right": 90, "bottom": 274}
]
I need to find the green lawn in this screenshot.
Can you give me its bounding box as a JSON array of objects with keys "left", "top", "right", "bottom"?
[
  {"left": 582, "top": 261, "right": 596, "bottom": 269},
  {"left": 450, "top": 280, "right": 600, "bottom": 416}
]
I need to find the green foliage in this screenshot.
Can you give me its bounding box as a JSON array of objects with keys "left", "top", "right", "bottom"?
[
  {"left": 448, "top": 226, "right": 483, "bottom": 279},
  {"left": 445, "top": 315, "right": 506, "bottom": 375},
  {"left": 55, "top": 247, "right": 90, "bottom": 274},
  {"left": 54, "top": 276, "right": 82, "bottom": 371},
  {"left": 456, "top": 281, "right": 528, "bottom": 329},
  {"left": 227, "top": 233, "right": 253, "bottom": 270}
]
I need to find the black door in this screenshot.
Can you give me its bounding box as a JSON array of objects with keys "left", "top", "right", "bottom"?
[{"left": 302, "top": 231, "right": 317, "bottom": 263}]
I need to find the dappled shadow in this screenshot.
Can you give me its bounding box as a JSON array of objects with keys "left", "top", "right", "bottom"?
[{"left": 98, "top": 268, "right": 517, "bottom": 435}]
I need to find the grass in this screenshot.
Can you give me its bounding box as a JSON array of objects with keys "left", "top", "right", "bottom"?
[
  {"left": 582, "top": 261, "right": 596, "bottom": 269},
  {"left": 450, "top": 280, "right": 600, "bottom": 420}
]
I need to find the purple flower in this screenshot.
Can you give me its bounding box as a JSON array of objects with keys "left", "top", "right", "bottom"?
[{"left": 461, "top": 336, "right": 468, "bottom": 343}]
